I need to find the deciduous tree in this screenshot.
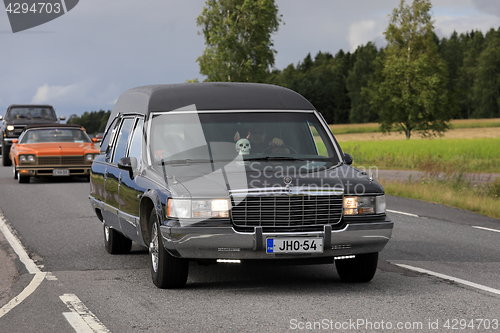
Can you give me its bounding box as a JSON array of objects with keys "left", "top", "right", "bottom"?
[
  {"left": 364, "top": 0, "right": 453, "bottom": 138},
  {"left": 196, "top": 0, "right": 281, "bottom": 82}
]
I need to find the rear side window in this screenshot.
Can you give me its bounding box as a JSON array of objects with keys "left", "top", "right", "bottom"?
[
  {"left": 100, "top": 117, "right": 118, "bottom": 155},
  {"left": 112, "top": 118, "right": 135, "bottom": 164}
]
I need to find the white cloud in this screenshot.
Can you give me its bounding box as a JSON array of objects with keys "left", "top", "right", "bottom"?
[
  {"left": 434, "top": 14, "right": 500, "bottom": 37},
  {"left": 348, "top": 19, "right": 386, "bottom": 52},
  {"left": 31, "top": 83, "right": 82, "bottom": 104}
]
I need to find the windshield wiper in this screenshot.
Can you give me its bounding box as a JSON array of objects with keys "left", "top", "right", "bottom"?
[
  {"left": 161, "top": 158, "right": 212, "bottom": 165},
  {"left": 245, "top": 156, "right": 307, "bottom": 161}
]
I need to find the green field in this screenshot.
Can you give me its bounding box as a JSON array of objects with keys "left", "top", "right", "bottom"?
[
  {"left": 339, "top": 138, "right": 500, "bottom": 174},
  {"left": 329, "top": 118, "right": 500, "bottom": 134}
]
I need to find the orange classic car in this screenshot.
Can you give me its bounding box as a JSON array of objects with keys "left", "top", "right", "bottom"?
[{"left": 9, "top": 124, "right": 99, "bottom": 183}]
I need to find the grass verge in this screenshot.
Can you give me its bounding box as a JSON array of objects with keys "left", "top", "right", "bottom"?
[{"left": 380, "top": 177, "right": 500, "bottom": 220}]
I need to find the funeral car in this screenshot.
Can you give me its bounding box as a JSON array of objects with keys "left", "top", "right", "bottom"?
[{"left": 89, "top": 83, "right": 393, "bottom": 288}]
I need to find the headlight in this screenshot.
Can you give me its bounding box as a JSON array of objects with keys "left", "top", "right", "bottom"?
[
  {"left": 344, "top": 195, "right": 385, "bottom": 215},
  {"left": 167, "top": 198, "right": 230, "bottom": 218},
  {"left": 19, "top": 155, "right": 36, "bottom": 164},
  {"left": 7, "top": 125, "right": 14, "bottom": 131},
  {"left": 85, "top": 154, "right": 95, "bottom": 162}
]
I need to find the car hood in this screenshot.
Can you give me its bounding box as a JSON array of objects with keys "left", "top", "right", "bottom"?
[
  {"left": 160, "top": 160, "right": 383, "bottom": 198},
  {"left": 15, "top": 142, "right": 98, "bottom": 155},
  {"left": 5, "top": 119, "right": 58, "bottom": 125}
]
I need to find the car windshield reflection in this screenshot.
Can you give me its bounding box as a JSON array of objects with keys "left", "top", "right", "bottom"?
[
  {"left": 20, "top": 129, "right": 91, "bottom": 144},
  {"left": 150, "top": 112, "right": 340, "bottom": 166}
]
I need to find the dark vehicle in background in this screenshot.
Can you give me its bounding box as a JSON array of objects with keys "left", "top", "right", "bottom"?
[
  {"left": 1, "top": 104, "right": 66, "bottom": 166},
  {"left": 89, "top": 83, "right": 393, "bottom": 289}
]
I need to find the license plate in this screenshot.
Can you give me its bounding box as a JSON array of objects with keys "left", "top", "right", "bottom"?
[
  {"left": 53, "top": 169, "right": 70, "bottom": 176},
  {"left": 266, "top": 238, "right": 323, "bottom": 254}
]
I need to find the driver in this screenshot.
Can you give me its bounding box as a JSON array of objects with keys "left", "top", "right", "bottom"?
[{"left": 250, "top": 124, "right": 289, "bottom": 154}]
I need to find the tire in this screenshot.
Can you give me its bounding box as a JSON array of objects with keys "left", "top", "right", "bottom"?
[
  {"left": 335, "top": 252, "right": 378, "bottom": 283},
  {"left": 103, "top": 224, "right": 132, "bottom": 254},
  {"left": 149, "top": 210, "right": 188, "bottom": 289},
  {"left": 18, "top": 174, "right": 30, "bottom": 183},
  {"left": 13, "top": 164, "right": 17, "bottom": 179},
  {"left": 2, "top": 144, "right": 11, "bottom": 166}
]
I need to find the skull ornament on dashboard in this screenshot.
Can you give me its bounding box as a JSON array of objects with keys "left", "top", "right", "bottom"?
[{"left": 234, "top": 132, "right": 251, "bottom": 155}]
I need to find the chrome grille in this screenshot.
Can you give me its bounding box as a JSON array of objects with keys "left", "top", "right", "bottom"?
[
  {"left": 230, "top": 187, "right": 343, "bottom": 228},
  {"left": 38, "top": 156, "right": 85, "bottom": 165}
]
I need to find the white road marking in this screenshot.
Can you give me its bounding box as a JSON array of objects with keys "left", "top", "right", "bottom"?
[
  {"left": 0, "top": 213, "right": 46, "bottom": 318},
  {"left": 472, "top": 226, "right": 500, "bottom": 233},
  {"left": 0, "top": 272, "right": 47, "bottom": 318},
  {"left": 387, "top": 209, "right": 419, "bottom": 218},
  {"left": 396, "top": 264, "right": 500, "bottom": 297},
  {"left": 0, "top": 214, "right": 41, "bottom": 274},
  {"left": 60, "top": 294, "right": 110, "bottom": 333}
]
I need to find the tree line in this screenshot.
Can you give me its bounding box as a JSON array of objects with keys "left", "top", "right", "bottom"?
[
  {"left": 264, "top": 27, "right": 500, "bottom": 126},
  {"left": 67, "top": 110, "right": 111, "bottom": 135}
]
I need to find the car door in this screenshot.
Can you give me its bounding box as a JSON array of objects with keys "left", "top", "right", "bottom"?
[
  {"left": 117, "top": 117, "right": 145, "bottom": 242},
  {"left": 103, "top": 117, "right": 135, "bottom": 231}
]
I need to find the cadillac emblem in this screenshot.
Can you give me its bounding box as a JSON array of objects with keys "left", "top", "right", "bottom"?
[{"left": 283, "top": 176, "right": 293, "bottom": 185}]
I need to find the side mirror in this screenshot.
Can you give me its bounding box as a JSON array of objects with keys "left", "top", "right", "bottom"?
[
  {"left": 118, "top": 156, "right": 138, "bottom": 178},
  {"left": 12, "top": 139, "right": 18, "bottom": 144},
  {"left": 344, "top": 153, "right": 353, "bottom": 165},
  {"left": 92, "top": 138, "right": 98, "bottom": 143}
]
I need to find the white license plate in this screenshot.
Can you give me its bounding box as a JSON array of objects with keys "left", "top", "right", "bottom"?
[
  {"left": 53, "top": 169, "right": 70, "bottom": 176},
  {"left": 266, "top": 238, "right": 323, "bottom": 254}
]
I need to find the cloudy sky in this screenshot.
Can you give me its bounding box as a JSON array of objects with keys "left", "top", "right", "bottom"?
[{"left": 1, "top": 0, "right": 499, "bottom": 119}]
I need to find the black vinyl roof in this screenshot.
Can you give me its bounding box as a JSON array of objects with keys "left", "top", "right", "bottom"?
[{"left": 110, "top": 83, "right": 315, "bottom": 118}]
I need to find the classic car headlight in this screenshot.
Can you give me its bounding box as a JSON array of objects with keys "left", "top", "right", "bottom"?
[
  {"left": 19, "top": 155, "right": 36, "bottom": 164},
  {"left": 344, "top": 195, "right": 386, "bottom": 215},
  {"left": 167, "top": 198, "right": 230, "bottom": 218},
  {"left": 7, "top": 125, "right": 15, "bottom": 131},
  {"left": 85, "top": 154, "right": 95, "bottom": 162}
]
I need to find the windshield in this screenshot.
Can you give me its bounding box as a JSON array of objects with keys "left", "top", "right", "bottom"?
[
  {"left": 19, "top": 128, "right": 91, "bottom": 144},
  {"left": 149, "top": 111, "right": 340, "bottom": 165},
  {"left": 7, "top": 107, "right": 57, "bottom": 121}
]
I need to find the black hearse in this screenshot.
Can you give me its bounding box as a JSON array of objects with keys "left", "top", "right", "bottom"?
[{"left": 89, "top": 83, "right": 393, "bottom": 288}]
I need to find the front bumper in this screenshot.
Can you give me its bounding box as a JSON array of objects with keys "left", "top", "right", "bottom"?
[
  {"left": 16, "top": 165, "right": 91, "bottom": 177},
  {"left": 160, "top": 218, "right": 393, "bottom": 260}
]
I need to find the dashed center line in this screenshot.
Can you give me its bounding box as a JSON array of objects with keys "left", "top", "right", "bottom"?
[
  {"left": 396, "top": 264, "right": 500, "bottom": 297},
  {"left": 386, "top": 209, "right": 419, "bottom": 218},
  {"left": 472, "top": 226, "right": 500, "bottom": 234}
]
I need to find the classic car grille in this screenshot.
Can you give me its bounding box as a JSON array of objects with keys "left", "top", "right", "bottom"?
[
  {"left": 38, "top": 156, "right": 85, "bottom": 165},
  {"left": 230, "top": 188, "right": 343, "bottom": 228}
]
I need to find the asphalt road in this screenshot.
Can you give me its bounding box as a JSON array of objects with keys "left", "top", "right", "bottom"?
[{"left": 0, "top": 164, "right": 499, "bottom": 333}]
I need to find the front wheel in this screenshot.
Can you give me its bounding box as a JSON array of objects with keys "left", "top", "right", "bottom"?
[
  {"left": 149, "top": 210, "right": 188, "bottom": 289},
  {"left": 13, "top": 164, "right": 17, "bottom": 179},
  {"left": 103, "top": 224, "right": 132, "bottom": 254},
  {"left": 18, "top": 174, "right": 29, "bottom": 183},
  {"left": 335, "top": 252, "right": 378, "bottom": 283},
  {"left": 2, "top": 144, "right": 12, "bottom": 166}
]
